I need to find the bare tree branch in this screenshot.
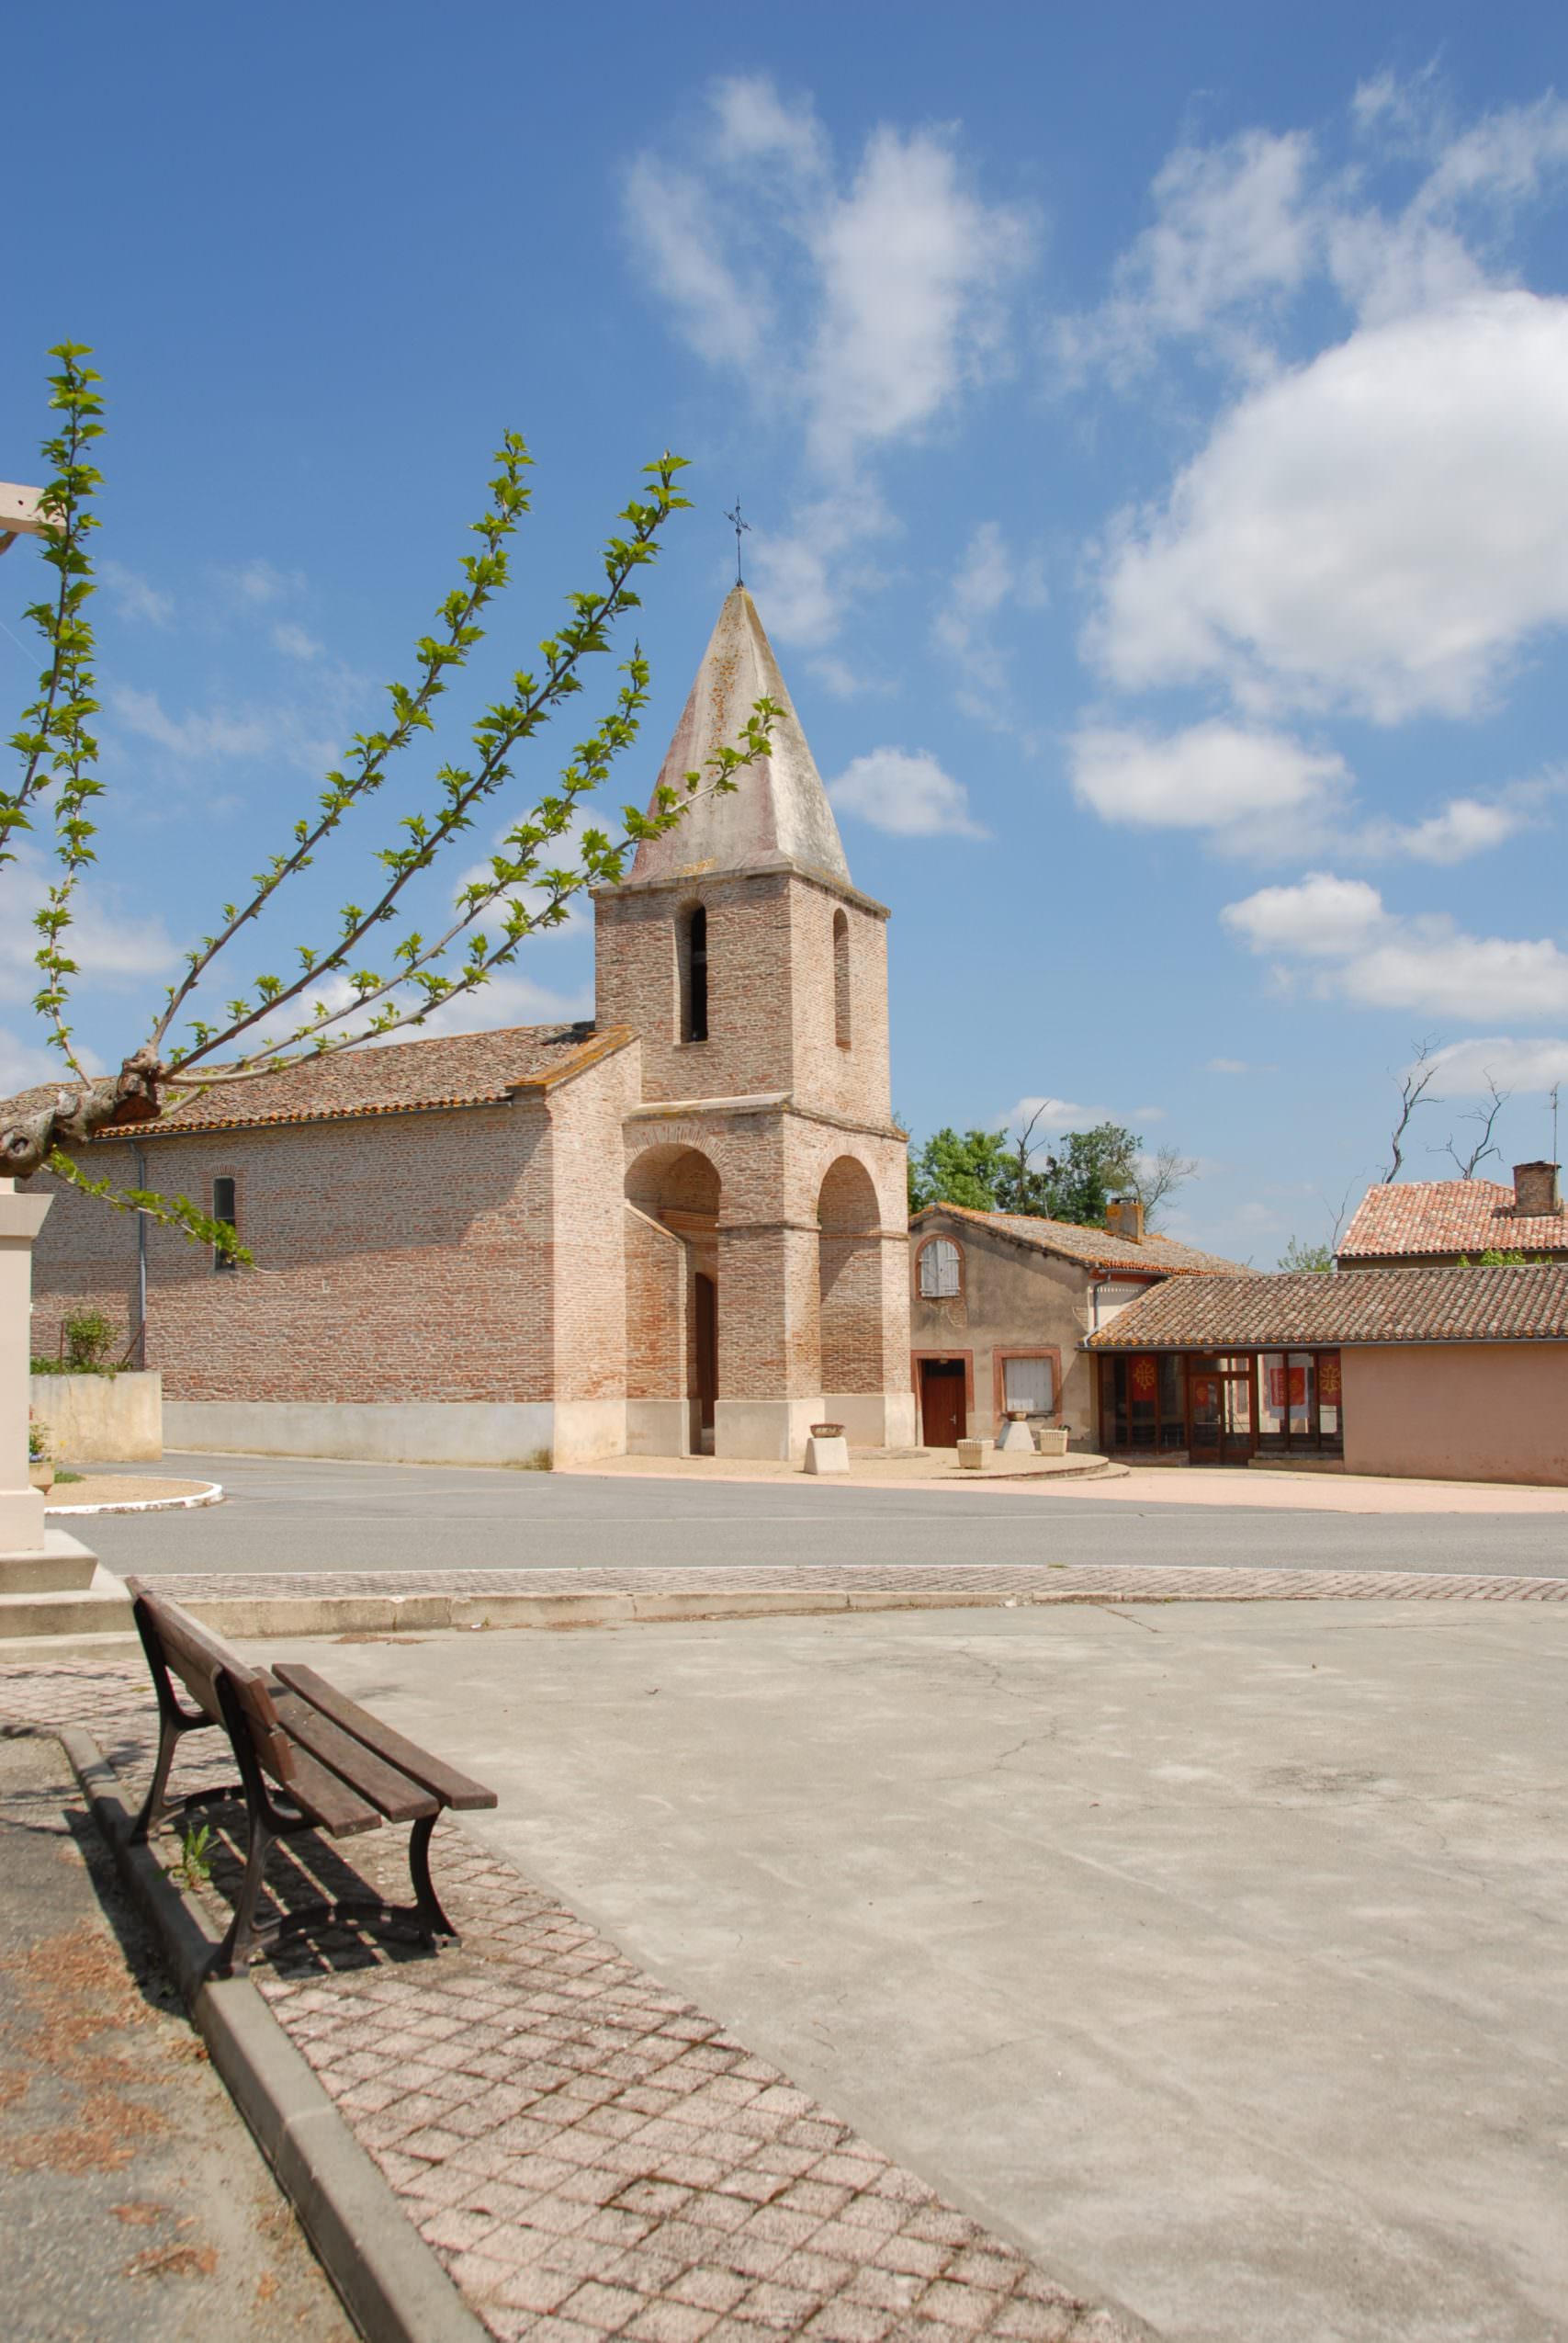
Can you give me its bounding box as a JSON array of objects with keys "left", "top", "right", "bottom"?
[
  {"left": 1383, "top": 1037, "right": 1444, "bottom": 1182},
  {"left": 1432, "top": 1072, "right": 1510, "bottom": 1179},
  {"left": 1128, "top": 1145, "right": 1198, "bottom": 1227}
]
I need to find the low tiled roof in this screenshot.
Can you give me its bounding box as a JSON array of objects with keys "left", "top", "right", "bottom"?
[
  {"left": 913, "top": 1202, "right": 1248, "bottom": 1278},
  {"left": 1338, "top": 1178, "right": 1568, "bottom": 1261},
  {"left": 1085, "top": 1263, "right": 1568, "bottom": 1351},
  {"left": 1, "top": 1022, "right": 626, "bottom": 1139}
]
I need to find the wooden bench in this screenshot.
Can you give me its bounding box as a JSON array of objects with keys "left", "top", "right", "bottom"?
[{"left": 125, "top": 1579, "right": 496, "bottom": 1976}]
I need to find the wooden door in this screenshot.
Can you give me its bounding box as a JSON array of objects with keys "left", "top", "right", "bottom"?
[
  {"left": 694, "top": 1273, "right": 717, "bottom": 1431},
  {"left": 919, "top": 1360, "right": 966, "bottom": 1447}
]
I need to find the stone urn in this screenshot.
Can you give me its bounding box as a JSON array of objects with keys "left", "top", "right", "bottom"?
[
  {"left": 997, "top": 1409, "right": 1035, "bottom": 1455},
  {"left": 28, "top": 1458, "right": 55, "bottom": 1495},
  {"left": 804, "top": 1424, "right": 850, "bottom": 1476}
]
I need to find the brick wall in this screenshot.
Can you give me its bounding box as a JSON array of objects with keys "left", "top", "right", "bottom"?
[{"left": 28, "top": 1101, "right": 568, "bottom": 1406}]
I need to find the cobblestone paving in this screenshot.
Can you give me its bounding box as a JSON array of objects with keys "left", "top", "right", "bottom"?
[
  {"left": 0, "top": 1658, "right": 1141, "bottom": 2343},
  {"left": 144, "top": 1559, "right": 1568, "bottom": 1604}
]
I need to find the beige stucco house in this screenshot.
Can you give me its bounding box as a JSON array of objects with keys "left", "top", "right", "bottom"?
[
  {"left": 23, "top": 588, "right": 915, "bottom": 1468},
  {"left": 908, "top": 1199, "right": 1247, "bottom": 1449},
  {"left": 1086, "top": 1261, "right": 1568, "bottom": 1485}
]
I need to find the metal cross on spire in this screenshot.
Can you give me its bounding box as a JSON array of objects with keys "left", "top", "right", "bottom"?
[{"left": 724, "top": 498, "right": 750, "bottom": 587}]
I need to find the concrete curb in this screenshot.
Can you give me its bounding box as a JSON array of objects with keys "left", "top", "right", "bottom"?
[
  {"left": 48, "top": 1479, "right": 224, "bottom": 1518},
  {"left": 61, "top": 1725, "right": 489, "bottom": 2343}
]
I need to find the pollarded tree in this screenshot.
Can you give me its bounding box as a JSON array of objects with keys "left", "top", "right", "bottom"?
[{"left": 1, "top": 346, "right": 774, "bottom": 1258}]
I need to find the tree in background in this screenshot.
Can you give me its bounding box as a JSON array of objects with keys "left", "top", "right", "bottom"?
[
  {"left": 908, "top": 1117, "right": 1196, "bottom": 1230},
  {"left": 1279, "top": 1236, "right": 1334, "bottom": 1272},
  {"left": 2, "top": 347, "right": 774, "bottom": 1252}
]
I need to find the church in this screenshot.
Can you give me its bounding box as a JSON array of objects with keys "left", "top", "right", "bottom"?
[{"left": 27, "top": 589, "right": 917, "bottom": 1467}]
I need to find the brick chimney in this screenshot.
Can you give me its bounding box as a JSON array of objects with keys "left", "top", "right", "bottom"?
[
  {"left": 1105, "top": 1195, "right": 1145, "bottom": 1244},
  {"left": 1512, "top": 1161, "right": 1562, "bottom": 1217}
]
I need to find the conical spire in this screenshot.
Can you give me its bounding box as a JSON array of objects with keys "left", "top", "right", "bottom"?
[{"left": 629, "top": 587, "right": 852, "bottom": 888}]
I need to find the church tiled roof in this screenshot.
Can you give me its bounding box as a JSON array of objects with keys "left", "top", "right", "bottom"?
[
  {"left": 913, "top": 1202, "right": 1248, "bottom": 1277},
  {"left": 3, "top": 1022, "right": 630, "bottom": 1138},
  {"left": 1337, "top": 1178, "right": 1568, "bottom": 1261},
  {"left": 1085, "top": 1263, "right": 1568, "bottom": 1350}
]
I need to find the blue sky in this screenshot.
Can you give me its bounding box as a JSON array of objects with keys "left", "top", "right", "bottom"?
[{"left": 6, "top": 3, "right": 1568, "bottom": 1260}]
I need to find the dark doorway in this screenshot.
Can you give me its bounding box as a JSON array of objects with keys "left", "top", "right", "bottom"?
[
  {"left": 919, "top": 1358, "right": 966, "bottom": 1447},
  {"left": 694, "top": 1273, "right": 717, "bottom": 1434},
  {"left": 1190, "top": 1356, "right": 1256, "bottom": 1465}
]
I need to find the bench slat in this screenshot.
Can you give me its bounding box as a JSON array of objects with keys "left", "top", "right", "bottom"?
[
  {"left": 273, "top": 1665, "right": 497, "bottom": 1810},
  {"left": 269, "top": 1689, "right": 438, "bottom": 1824},
  {"left": 255, "top": 1726, "right": 383, "bottom": 1838}
]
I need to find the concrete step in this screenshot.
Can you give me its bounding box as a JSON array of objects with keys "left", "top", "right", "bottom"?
[
  {"left": 0, "top": 1561, "right": 133, "bottom": 1639},
  {"left": 0, "top": 1527, "right": 102, "bottom": 1595}
]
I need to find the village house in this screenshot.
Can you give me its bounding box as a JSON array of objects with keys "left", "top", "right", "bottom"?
[
  {"left": 24, "top": 588, "right": 916, "bottom": 1468},
  {"left": 1085, "top": 1259, "right": 1568, "bottom": 1486},
  {"left": 908, "top": 1198, "right": 1247, "bottom": 1451},
  {"left": 1337, "top": 1162, "right": 1568, "bottom": 1267}
]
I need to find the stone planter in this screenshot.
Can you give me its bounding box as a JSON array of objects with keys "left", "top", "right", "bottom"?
[
  {"left": 997, "top": 1409, "right": 1035, "bottom": 1455},
  {"left": 956, "top": 1437, "right": 988, "bottom": 1470},
  {"left": 1034, "top": 1425, "right": 1070, "bottom": 1456},
  {"left": 28, "top": 1459, "right": 55, "bottom": 1494},
  {"left": 804, "top": 1428, "right": 849, "bottom": 1475}
]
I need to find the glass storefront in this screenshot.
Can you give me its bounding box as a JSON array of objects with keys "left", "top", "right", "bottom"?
[{"left": 1099, "top": 1349, "right": 1345, "bottom": 1462}]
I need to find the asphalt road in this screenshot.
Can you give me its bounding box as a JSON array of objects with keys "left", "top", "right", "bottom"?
[{"left": 85, "top": 1451, "right": 1568, "bottom": 1578}]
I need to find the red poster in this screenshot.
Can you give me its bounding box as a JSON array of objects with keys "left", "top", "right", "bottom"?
[
  {"left": 1130, "top": 1354, "right": 1158, "bottom": 1400},
  {"left": 1267, "top": 1364, "right": 1306, "bottom": 1410},
  {"left": 1319, "top": 1353, "right": 1341, "bottom": 1403}
]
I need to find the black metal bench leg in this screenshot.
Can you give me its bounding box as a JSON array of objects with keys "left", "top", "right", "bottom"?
[
  {"left": 215, "top": 1806, "right": 276, "bottom": 1977},
  {"left": 130, "top": 1711, "right": 181, "bottom": 1844},
  {"left": 408, "top": 1814, "right": 458, "bottom": 1942}
]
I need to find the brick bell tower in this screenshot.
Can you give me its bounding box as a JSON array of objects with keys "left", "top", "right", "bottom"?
[{"left": 595, "top": 587, "right": 914, "bottom": 1461}]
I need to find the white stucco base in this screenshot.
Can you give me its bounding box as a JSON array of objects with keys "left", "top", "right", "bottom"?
[
  {"left": 626, "top": 1399, "right": 692, "bottom": 1457},
  {"left": 823, "top": 1392, "right": 918, "bottom": 1450},
  {"left": 715, "top": 1397, "right": 825, "bottom": 1462},
  {"left": 28, "top": 1369, "right": 163, "bottom": 1462},
  {"left": 163, "top": 1398, "right": 626, "bottom": 1469}
]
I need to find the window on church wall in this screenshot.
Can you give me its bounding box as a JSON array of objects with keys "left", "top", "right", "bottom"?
[
  {"left": 832, "top": 910, "right": 851, "bottom": 1049},
  {"left": 212, "top": 1175, "right": 239, "bottom": 1274},
  {"left": 679, "top": 903, "right": 708, "bottom": 1043},
  {"left": 917, "top": 1236, "right": 961, "bottom": 1298}
]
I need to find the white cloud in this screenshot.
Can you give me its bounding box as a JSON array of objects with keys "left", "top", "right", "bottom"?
[
  {"left": 1207, "top": 1057, "right": 1263, "bottom": 1074},
  {"left": 1067, "top": 719, "right": 1350, "bottom": 856},
  {"left": 100, "top": 560, "right": 174, "bottom": 629},
  {"left": 1088, "top": 292, "right": 1568, "bottom": 723},
  {"left": 627, "top": 78, "right": 1032, "bottom": 641},
  {"left": 0, "top": 1027, "right": 83, "bottom": 1098},
  {"left": 1057, "top": 87, "right": 1568, "bottom": 384},
  {"left": 219, "top": 559, "right": 307, "bottom": 606},
  {"left": 1067, "top": 720, "right": 1552, "bottom": 864},
  {"left": 934, "top": 522, "right": 1047, "bottom": 730},
  {"left": 803, "top": 126, "right": 1033, "bottom": 475},
  {"left": 112, "top": 685, "right": 276, "bottom": 762},
  {"left": 1222, "top": 872, "right": 1568, "bottom": 1021},
  {"left": 1427, "top": 1035, "right": 1568, "bottom": 1094},
  {"left": 1056, "top": 129, "right": 1317, "bottom": 386},
  {"left": 0, "top": 847, "right": 178, "bottom": 1011},
  {"left": 273, "top": 621, "right": 322, "bottom": 662},
  {"left": 828, "top": 746, "right": 986, "bottom": 838}
]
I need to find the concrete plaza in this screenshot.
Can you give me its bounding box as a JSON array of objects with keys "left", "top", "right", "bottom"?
[{"left": 225, "top": 1597, "right": 1568, "bottom": 2343}]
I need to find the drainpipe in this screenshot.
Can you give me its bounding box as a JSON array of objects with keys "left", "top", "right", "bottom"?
[{"left": 132, "top": 1143, "right": 148, "bottom": 1369}]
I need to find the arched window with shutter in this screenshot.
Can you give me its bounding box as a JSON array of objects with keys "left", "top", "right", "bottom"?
[{"left": 832, "top": 909, "right": 851, "bottom": 1049}]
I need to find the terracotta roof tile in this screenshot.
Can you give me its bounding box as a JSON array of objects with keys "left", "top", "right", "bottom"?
[
  {"left": 1085, "top": 1263, "right": 1568, "bottom": 1350},
  {"left": 912, "top": 1202, "right": 1248, "bottom": 1277},
  {"left": 2, "top": 1022, "right": 627, "bottom": 1139},
  {"left": 1338, "top": 1178, "right": 1568, "bottom": 1261}
]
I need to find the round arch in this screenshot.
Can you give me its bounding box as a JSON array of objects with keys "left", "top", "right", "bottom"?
[
  {"left": 817, "top": 1154, "right": 886, "bottom": 1408},
  {"left": 624, "top": 1145, "right": 723, "bottom": 1454}
]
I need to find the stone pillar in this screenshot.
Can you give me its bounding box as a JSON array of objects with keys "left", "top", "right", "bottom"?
[{"left": 0, "top": 1178, "right": 98, "bottom": 1595}]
